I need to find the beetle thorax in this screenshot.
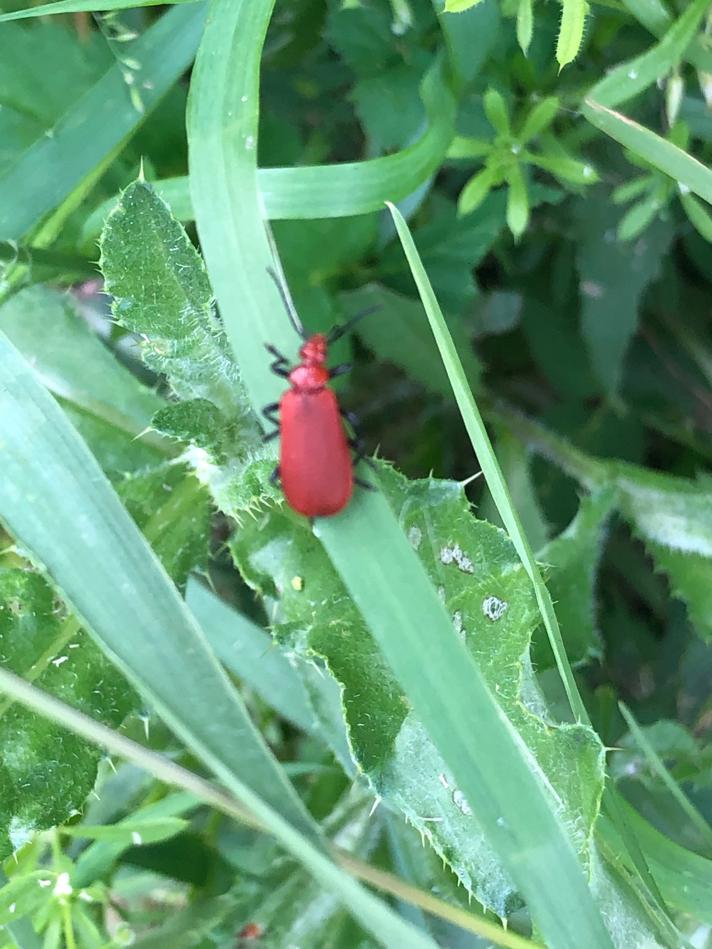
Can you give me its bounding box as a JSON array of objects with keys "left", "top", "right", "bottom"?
[{"left": 289, "top": 333, "right": 330, "bottom": 392}]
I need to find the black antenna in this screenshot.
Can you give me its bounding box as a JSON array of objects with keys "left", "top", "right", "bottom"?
[
  {"left": 267, "top": 266, "right": 307, "bottom": 340},
  {"left": 327, "top": 305, "right": 380, "bottom": 344}
]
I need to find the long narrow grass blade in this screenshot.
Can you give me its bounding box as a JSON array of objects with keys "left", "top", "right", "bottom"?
[
  {"left": 0, "top": 331, "right": 316, "bottom": 840},
  {"left": 0, "top": 4, "right": 207, "bottom": 240},
  {"left": 187, "top": 3, "right": 613, "bottom": 946},
  {"left": 185, "top": 579, "right": 315, "bottom": 733},
  {"left": 583, "top": 100, "right": 712, "bottom": 205},
  {"left": 0, "top": 0, "right": 196, "bottom": 20},
  {"left": 619, "top": 703, "right": 712, "bottom": 854},
  {"left": 589, "top": 0, "right": 709, "bottom": 108}
]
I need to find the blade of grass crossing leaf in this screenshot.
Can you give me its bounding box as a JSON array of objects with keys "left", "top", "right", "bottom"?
[
  {"left": 188, "top": 2, "right": 613, "bottom": 946},
  {"left": 557, "top": 0, "right": 587, "bottom": 69},
  {"left": 0, "top": 3, "right": 207, "bottom": 240},
  {"left": 589, "top": 0, "right": 710, "bottom": 108},
  {"left": 0, "top": 332, "right": 316, "bottom": 841},
  {"left": 385, "top": 202, "right": 586, "bottom": 724},
  {"left": 0, "top": 0, "right": 197, "bottom": 21},
  {"left": 619, "top": 703, "right": 712, "bottom": 854},
  {"left": 185, "top": 579, "right": 315, "bottom": 734},
  {"left": 583, "top": 100, "right": 712, "bottom": 205}
]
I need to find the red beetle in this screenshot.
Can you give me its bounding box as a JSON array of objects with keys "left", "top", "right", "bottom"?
[{"left": 262, "top": 269, "right": 373, "bottom": 518}]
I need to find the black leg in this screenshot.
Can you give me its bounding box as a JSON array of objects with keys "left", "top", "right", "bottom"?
[
  {"left": 265, "top": 343, "right": 291, "bottom": 378},
  {"left": 355, "top": 476, "right": 375, "bottom": 491},
  {"left": 330, "top": 363, "right": 352, "bottom": 379},
  {"left": 270, "top": 465, "right": 281, "bottom": 486},
  {"left": 262, "top": 401, "right": 281, "bottom": 443},
  {"left": 262, "top": 401, "right": 280, "bottom": 425},
  {"left": 340, "top": 407, "right": 359, "bottom": 428}
]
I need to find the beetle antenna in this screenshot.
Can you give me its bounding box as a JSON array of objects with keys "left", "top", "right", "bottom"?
[
  {"left": 266, "top": 266, "right": 308, "bottom": 340},
  {"left": 327, "top": 305, "right": 380, "bottom": 344}
]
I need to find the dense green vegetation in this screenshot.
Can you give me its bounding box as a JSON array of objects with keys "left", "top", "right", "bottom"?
[{"left": 0, "top": 0, "right": 710, "bottom": 945}]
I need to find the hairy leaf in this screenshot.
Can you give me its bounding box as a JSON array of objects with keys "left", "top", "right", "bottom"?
[{"left": 231, "top": 465, "right": 605, "bottom": 916}]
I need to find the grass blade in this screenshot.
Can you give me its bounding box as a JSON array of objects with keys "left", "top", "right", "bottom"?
[
  {"left": 583, "top": 100, "right": 712, "bottom": 205},
  {"left": 619, "top": 702, "right": 712, "bottom": 855},
  {"left": 188, "top": 2, "right": 612, "bottom": 945},
  {"left": 185, "top": 579, "right": 315, "bottom": 734},
  {"left": 589, "top": 0, "right": 710, "bottom": 108},
  {"left": 0, "top": 331, "right": 316, "bottom": 840},
  {"left": 0, "top": 0, "right": 197, "bottom": 21},
  {"left": 80, "top": 68, "right": 454, "bottom": 242},
  {"left": 0, "top": 3, "right": 207, "bottom": 240}
]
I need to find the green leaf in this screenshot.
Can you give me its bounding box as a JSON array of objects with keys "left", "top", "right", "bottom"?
[
  {"left": 583, "top": 100, "right": 712, "bottom": 206},
  {"left": 0, "top": 285, "right": 161, "bottom": 438},
  {"left": 61, "top": 817, "right": 188, "bottom": 846},
  {"left": 680, "top": 190, "right": 712, "bottom": 242},
  {"left": 0, "top": 4, "right": 207, "bottom": 241},
  {"left": 516, "top": 0, "right": 534, "bottom": 55},
  {"left": 185, "top": 578, "right": 317, "bottom": 735},
  {"left": 617, "top": 193, "right": 662, "bottom": 240},
  {"left": 483, "top": 89, "right": 511, "bottom": 136},
  {"left": 0, "top": 0, "right": 197, "bottom": 21},
  {"left": 526, "top": 151, "right": 598, "bottom": 185},
  {"left": 506, "top": 163, "right": 529, "bottom": 238},
  {"left": 352, "top": 63, "right": 425, "bottom": 151},
  {"left": 458, "top": 166, "right": 499, "bottom": 215},
  {"left": 612, "top": 463, "right": 712, "bottom": 639},
  {"left": 575, "top": 196, "right": 673, "bottom": 393},
  {"left": 151, "top": 400, "right": 228, "bottom": 454},
  {"left": 518, "top": 98, "right": 559, "bottom": 145},
  {"left": 437, "top": 0, "right": 500, "bottom": 89},
  {"left": 339, "top": 283, "right": 481, "bottom": 397},
  {"left": 587, "top": 0, "right": 710, "bottom": 109},
  {"left": 0, "top": 22, "right": 110, "bottom": 177},
  {"left": 556, "top": 0, "right": 587, "bottom": 69},
  {"left": 0, "top": 567, "right": 135, "bottom": 858},
  {"left": 444, "top": 0, "right": 483, "bottom": 11},
  {"left": 0, "top": 871, "right": 56, "bottom": 926},
  {"left": 100, "top": 180, "right": 245, "bottom": 416},
  {"left": 534, "top": 489, "right": 616, "bottom": 668}
]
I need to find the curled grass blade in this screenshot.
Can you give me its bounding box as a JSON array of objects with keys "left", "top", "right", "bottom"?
[
  {"left": 188, "top": 2, "right": 613, "bottom": 946},
  {"left": 81, "top": 69, "right": 454, "bottom": 243},
  {"left": 0, "top": 3, "right": 207, "bottom": 240},
  {"left": 583, "top": 100, "right": 712, "bottom": 205}
]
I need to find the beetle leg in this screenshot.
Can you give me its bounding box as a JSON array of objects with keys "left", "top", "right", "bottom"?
[
  {"left": 340, "top": 407, "right": 358, "bottom": 428},
  {"left": 265, "top": 343, "right": 291, "bottom": 378},
  {"left": 329, "top": 362, "right": 352, "bottom": 379},
  {"left": 262, "top": 401, "right": 281, "bottom": 442},
  {"left": 270, "top": 465, "right": 281, "bottom": 486},
  {"left": 355, "top": 476, "right": 375, "bottom": 491}
]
